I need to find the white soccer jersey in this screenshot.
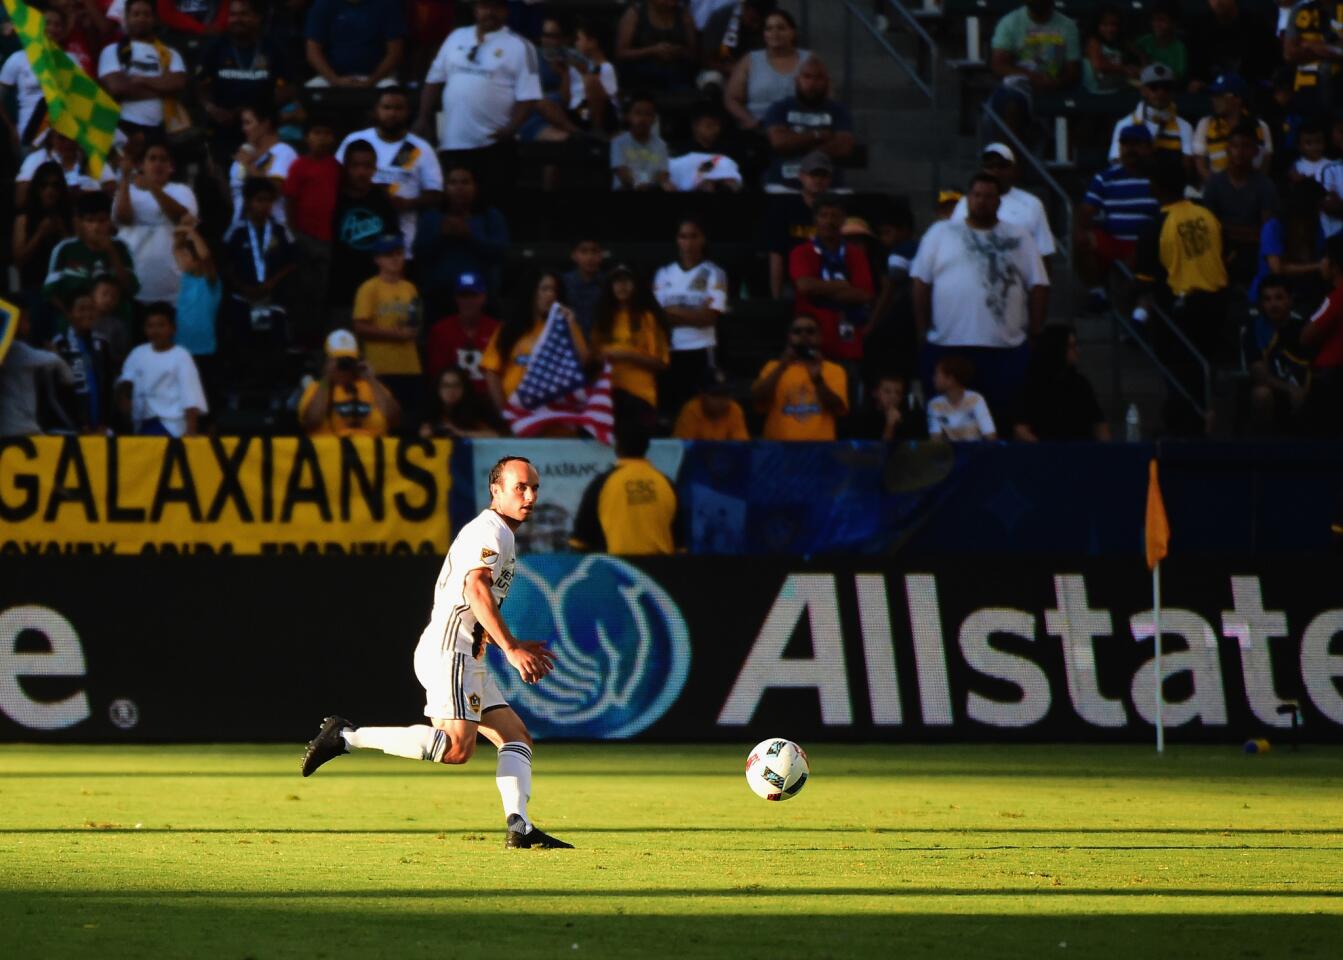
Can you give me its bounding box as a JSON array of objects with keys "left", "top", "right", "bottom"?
[
  {"left": 228, "top": 142, "right": 297, "bottom": 226},
  {"left": 426, "top": 25, "right": 542, "bottom": 150},
  {"left": 420, "top": 509, "right": 517, "bottom": 658},
  {"left": 653, "top": 259, "right": 729, "bottom": 352}
]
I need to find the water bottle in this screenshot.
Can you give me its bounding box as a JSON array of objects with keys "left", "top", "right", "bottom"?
[{"left": 1125, "top": 403, "right": 1141, "bottom": 442}]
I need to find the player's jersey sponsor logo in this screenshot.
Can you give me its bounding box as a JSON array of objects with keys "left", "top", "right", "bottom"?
[{"left": 486, "top": 555, "right": 690, "bottom": 738}]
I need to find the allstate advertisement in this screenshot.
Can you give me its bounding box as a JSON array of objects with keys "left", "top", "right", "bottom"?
[{"left": 2, "top": 555, "right": 1341, "bottom": 743}]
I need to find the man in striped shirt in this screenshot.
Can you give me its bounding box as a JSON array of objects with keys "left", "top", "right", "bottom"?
[{"left": 1079, "top": 124, "right": 1159, "bottom": 309}]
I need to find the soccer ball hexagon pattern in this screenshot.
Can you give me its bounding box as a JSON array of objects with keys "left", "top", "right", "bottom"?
[{"left": 745, "top": 738, "right": 810, "bottom": 801}]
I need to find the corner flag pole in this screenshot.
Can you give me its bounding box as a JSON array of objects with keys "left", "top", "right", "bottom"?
[
  {"left": 1153, "top": 559, "right": 1164, "bottom": 754},
  {"left": 1144, "top": 458, "right": 1170, "bottom": 755}
]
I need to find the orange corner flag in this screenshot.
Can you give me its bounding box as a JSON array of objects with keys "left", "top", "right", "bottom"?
[{"left": 1145, "top": 459, "right": 1169, "bottom": 571}]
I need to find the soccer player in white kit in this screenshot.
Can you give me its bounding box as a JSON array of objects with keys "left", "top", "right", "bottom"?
[{"left": 301, "top": 456, "right": 573, "bottom": 849}]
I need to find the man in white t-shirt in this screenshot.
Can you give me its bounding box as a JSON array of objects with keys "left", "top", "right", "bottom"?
[
  {"left": 97, "top": 0, "right": 188, "bottom": 134},
  {"left": 0, "top": 3, "right": 78, "bottom": 146},
  {"left": 950, "top": 143, "right": 1056, "bottom": 258},
  {"left": 337, "top": 87, "right": 444, "bottom": 256},
  {"left": 16, "top": 132, "right": 116, "bottom": 203},
  {"left": 300, "top": 455, "right": 573, "bottom": 851},
  {"left": 911, "top": 172, "right": 1048, "bottom": 427},
  {"left": 654, "top": 219, "right": 730, "bottom": 415}
]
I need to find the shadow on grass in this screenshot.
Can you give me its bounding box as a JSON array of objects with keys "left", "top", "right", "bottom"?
[
  {"left": 3, "top": 826, "right": 1339, "bottom": 837},
  {"left": 0, "top": 896, "right": 1339, "bottom": 960}
]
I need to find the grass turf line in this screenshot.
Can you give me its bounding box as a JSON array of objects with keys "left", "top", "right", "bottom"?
[{"left": 1, "top": 744, "right": 1340, "bottom": 959}]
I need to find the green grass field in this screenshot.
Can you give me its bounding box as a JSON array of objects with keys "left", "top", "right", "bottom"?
[{"left": 1, "top": 743, "right": 1340, "bottom": 959}]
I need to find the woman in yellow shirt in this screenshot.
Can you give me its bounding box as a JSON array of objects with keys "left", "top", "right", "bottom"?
[
  {"left": 591, "top": 264, "right": 670, "bottom": 424},
  {"left": 481, "top": 270, "right": 586, "bottom": 425}
]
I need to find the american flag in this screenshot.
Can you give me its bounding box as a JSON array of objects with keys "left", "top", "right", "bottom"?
[{"left": 502, "top": 304, "right": 614, "bottom": 443}]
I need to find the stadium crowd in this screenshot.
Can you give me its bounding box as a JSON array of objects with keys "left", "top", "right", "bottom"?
[{"left": 1, "top": 0, "right": 1340, "bottom": 443}]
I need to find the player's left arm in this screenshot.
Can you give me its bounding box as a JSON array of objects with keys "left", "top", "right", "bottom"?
[{"left": 464, "top": 568, "right": 555, "bottom": 683}]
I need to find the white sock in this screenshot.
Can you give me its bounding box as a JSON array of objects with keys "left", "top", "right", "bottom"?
[
  {"left": 496, "top": 741, "right": 533, "bottom": 830},
  {"left": 342, "top": 725, "right": 447, "bottom": 762}
]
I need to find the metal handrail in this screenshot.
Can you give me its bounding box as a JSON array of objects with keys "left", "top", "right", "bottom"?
[
  {"left": 980, "top": 99, "right": 1074, "bottom": 269},
  {"left": 837, "top": 0, "right": 939, "bottom": 106},
  {"left": 1113, "top": 261, "right": 1214, "bottom": 419}
]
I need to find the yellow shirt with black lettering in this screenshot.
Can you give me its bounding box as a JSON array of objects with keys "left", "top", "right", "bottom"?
[
  {"left": 353, "top": 276, "right": 421, "bottom": 376},
  {"left": 1136, "top": 200, "right": 1228, "bottom": 298},
  {"left": 672, "top": 395, "right": 750, "bottom": 440},
  {"left": 297, "top": 379, "right": 389, "bottom": 437},
  {"left": 592, "top": 309, "right": 670, "bottom": 408},
  {"left": 569, "top": 457, "right": 679, "bottom": 555},
  {"left": 756, "top": 359, "right": 849, "bottom": 441}
]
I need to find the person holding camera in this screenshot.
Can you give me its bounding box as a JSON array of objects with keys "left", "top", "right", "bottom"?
[
  {"left": 750, "top": 313, "right": 848, "bottom": 440},
  {"left": 298, "top": 329, "right": 401, "bottom": 437}
]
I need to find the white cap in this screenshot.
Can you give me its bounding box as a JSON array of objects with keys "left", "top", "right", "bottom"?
[
  {"left": 983, "top": 142, "right": 1015, "bottom": 164},
  {"left": 325, "top": 329, "right": 359, "bottom": 358}
]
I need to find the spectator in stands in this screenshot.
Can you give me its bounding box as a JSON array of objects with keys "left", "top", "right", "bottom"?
[
  {"left": 1188, "top": 0, "right": 1277, "bottom": 89},
  {"left": 13, "top": 163, "right": 74, "bottom": 303},
  {"left": 353, "top": 234, "right": 423, "bottom": 429},
  {"left": 765, "top": 151, "right": 832, "bottom": 297},
  {"left": 229, "top": 102, "right": 298, "bottom": 227},
  {"left": 1082, "top": 4, "right": 1138, "bottom": 95},
  {"left": 284, "top": 117, "right": 341, "bottom": 346},
  {"left": 481, "top": 270, "right": 584, "bottom": 416},
  {"left": 198, "top": 0, "right": 293, "bottom": 162},
  {"left": 1134, "top": 1, "right": 1188, "bottom": 89},
  {"left": 702, "top": 0, "right": 771, "bottom": 80},
  {"left": 1245, "top": 273, "right": 1310, "bottom": 434},
  {"left": 518, "top": 14, "right": 581, "bottom": 144},
  {"left": 592, "top": 264, "right": 671, "bottom": 427},
  {"left": 172, "top": 219, "right": 222, "bottom": 405},
  {"left": 1301, "top": 235, "right": 1343, "bottom": 434},
  {"left": 91, "top": 276, "right": 129, "bottom": 371},
  {"left": 1192, "top": 74, "right": 1273, "bottom": 185},
  {"left": 1292, "top": 119, "right": 1329, "bottom": 182},
  {"left": 222, "top": 177, "right": 297, "bottom": 395},
  {"left": 298, "top": 329, "right": 400, "bottom": 437},
  {"left": 952, "top": 143, "right": 1057, "bottom": 261},
  {"left": 425, "top": 272, "right": 499, "bottom": 394},
  {"left": 417, "top": 0, "right": 541, "bottom": 204},
  {"left": 337, "top": 87, "right": 444, "bottom": 259},
  {"left": 790, "top": 194, "right": 874, "bottom": 400},
  {"left": 1135, "top": 155, "right": 1228, "bottom": 436},
  {"left": 568, "top": 18, "right": 619, "bottom": 135},
  {"left": 724, "top": 8, "right": 807, "bottom": 130},
  {"left": 97, "top": 0, "right": 188, "bottom": 140},
  {"left": 117, "top": 302, "right": 207, "bottom": 436},
  {"left": 611, "top": 92, "right": 672, "bottom": 190},
  {"left": 0, "top": 314, "right": 74, "bottom": 438},
  {"left": 329, "top": 139, "right": 399, "bottom": 327},
  {"left": 45, "top": 191, "right": 139, "bottom": 313},
  {"left": 862, "top": 201, "right": 920, "bottom": 386},
  {"left": 655, "top": 217, "right": 730, "bottom": 419},
  {"left": 564, "top": 236, "right": 606, "bottom": 339},
  {"left": 1108, "top": 64, "right": 1192, "bottom": 171},
  {"left": 1250, "top": 178, "right": 1326, "bottom": 307},
  {"left": 419, "top": 366, "right": 502, "bottom": 439},
  {"left": 669, "top": 102, "right": 743, "bottom": 191},
  {"left": 1202, "top": 122, "right": 1278, "bottom": 287},
  {"left": 304, "top": 0, "right": 405, "bottom": 89},
  {"left": 2, "top": 5, "right": 73, "bottom": 149},
  {"left": 988, "top": 0, "right": 1081, "bottom": 142},
  {"left": 751, "top": 312, "right": 848, "bottom": 441},
  {"left": 672, "top": 365, "right": 749, "bottom": 440},
  {"left": 570, "top": 418, "right": 680, "bottom": 555},
  {"left": 1078, "top": 124, "right": 1159, "bottom": 311},
  {"left": 615, "top": 0, "right": 699, "bottom": 93},
  {"left": 15, "top": 132, "right": 114, "bottom": 206},
  {"left": 850, "top": 373, "right": 924, "bottom": 442},
  {"left": 154, "top": 0, "right": 230, "bottom": 36},
  {"left": 927, "top": 355, "right": 997, "bottom": 443},
  {"left": 1014, "top": 326, "right": 1110, "bottom": 441},
  {"left": 762, "top": 56, "right": 855, "bottom": 193},
  {"left": 414, "top": 164, "right": 510, "bottom": 318},
  {"left": 50, "top": 286, "right": 115, "bottom": 434},
  {"left": 911, "top": 173, "right": 1049, "bottom": 424},
  {"left": 1283, "top": 1, "right": 1343, "bottom": 111},
  {"left": 114, "top": 140, "right": 198, "bottom": 305}
]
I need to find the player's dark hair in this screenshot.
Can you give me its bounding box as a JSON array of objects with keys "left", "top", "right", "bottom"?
[
  {"left": 76, "top": 190, "right": 113, "bottom": 217},
  {"left": 594, "top": 265, "right": 669, "bottom": 343},
  {"left": 343, "top": 138, "right": 376, "bottom": 163},
  {"left": 488, "top": 456, "right": 533, "bottom": 489},
  {"left": 144, "top": 301, "right": 177, "bottom": 326},
  {"left": 968, "top": 172, "right": 1002, "bottom": 194},
  {"left": 243, "top": 176, "right": 278, "bottom": 202},
  {"left": 936, "top": 353, "right": 975, "bottom": 389},
  {"left": 1257, "top": 273, "right": 1290, "bottom": 301},
  {"left": 1150, "top": 153, "right": 1187, "bottom": 200},
  {"left": 242, "top": 99, "right": 280, "bottom": 130}
]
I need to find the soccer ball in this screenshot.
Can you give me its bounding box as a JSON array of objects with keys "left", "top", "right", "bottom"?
[{"left": 745, "top": 738, "right": 809, "bottom": 801}]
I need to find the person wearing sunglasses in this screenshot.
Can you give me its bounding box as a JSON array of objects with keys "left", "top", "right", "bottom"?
[{"left": 1107, "top": 63, "right": 1194, "bottom": 178}]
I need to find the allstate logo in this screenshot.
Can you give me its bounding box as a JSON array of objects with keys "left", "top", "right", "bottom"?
[{"left": 487, "top": 555, "right": 691, "bottom": 739}]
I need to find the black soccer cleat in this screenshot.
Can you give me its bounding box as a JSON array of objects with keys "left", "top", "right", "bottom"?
[
  {"left": 505, "top": 815, "right": 574, "bottom": 849},
  {"left": 300, "top": 716, "right": 353, "bottom": 777}
]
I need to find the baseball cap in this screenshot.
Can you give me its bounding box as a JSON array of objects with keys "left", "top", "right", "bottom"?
[
  {"left": 1118, "top": 124, "right": 1153, "bottom": 144},
  {"left": 1208, "top": 73, "right": 1247, "bottom": 97},
  {"left": 371, "top": 233, "right": 404, "bottom": 255},
  {"left": 841, "top": 216, "right": 875, "bottom": 238},
  {"left": 1140, "top": 63, "right": 1174, "bottom": 86},
  {"left": 982, "top": 142, "right": 1015, "bottom": 164},
  {"left": 800, "top": 150, "right": 834, "bottom": 174},
  {"left": 325, "top": 329, "right": 359, "bottom": 359},
  {"left": 455, "top": 272, "right": 487, "bottom": 294},
  {"left": 937, "top": 189, "right": 963, "bottom": 205}
]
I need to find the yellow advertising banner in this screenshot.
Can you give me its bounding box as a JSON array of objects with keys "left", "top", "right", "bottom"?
[{"left": 0, "top": 436, "right": 452, "bottom": 555}]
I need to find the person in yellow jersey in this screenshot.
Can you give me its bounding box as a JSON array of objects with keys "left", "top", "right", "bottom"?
[
  {"left": 352, "top": 233, "right": 423, "bottom": 430},
  {"left": 1135, "top": 154, "right": 1228, "bottom": 436},
  {"left": 298, "top": 329, "right": 401, "bottom": 437},
  {"left": 570, "top": 420, "right": 680, "bottom": 555},
  {"left": 751, "top": 313, "right": 848, "bottom": 440},
  {"left": 672, "top": 366, "right": 750, "bottom": 440},
  {"left": 1191, "top": 74, "right": 1272, "bottom": 185},
  {"left": 590, "top": 263, "right": 670, "bottom": 429}
]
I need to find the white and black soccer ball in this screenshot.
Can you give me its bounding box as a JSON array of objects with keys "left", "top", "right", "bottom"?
[{"left": 745, "top": 738, "right": 809, "bottom": 801}]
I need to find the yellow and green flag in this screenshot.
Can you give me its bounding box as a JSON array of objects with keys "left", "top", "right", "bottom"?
[{"left": 2, "top": 0, "right": 120, "bottom": 176}]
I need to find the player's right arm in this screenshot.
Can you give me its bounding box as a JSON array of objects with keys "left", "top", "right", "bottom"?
[{"left": 463, "top": 568, "right": 555, "bottom": 684}]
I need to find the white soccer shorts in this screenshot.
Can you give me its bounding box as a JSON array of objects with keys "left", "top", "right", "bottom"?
[{"left": 414, "top": 640, "right": 507, "bottom": 723}]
